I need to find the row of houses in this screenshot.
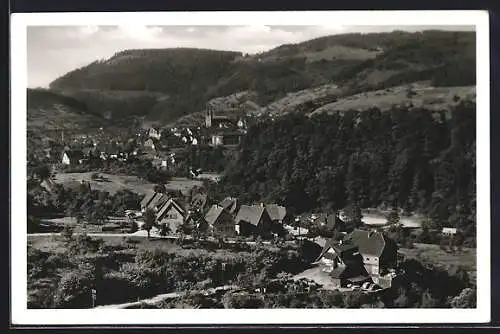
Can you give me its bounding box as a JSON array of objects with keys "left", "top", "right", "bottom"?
[
  {"left": 61, "top": 146, "right": 139, "bottom": 165},
  {"left": 140, "top": 191, "right": 291, "bottom": 238}
]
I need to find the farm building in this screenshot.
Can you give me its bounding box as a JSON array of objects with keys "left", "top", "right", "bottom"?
[
  {"left": 234, "top": 204, "right": 273, "bottom": 238},
  {"left": 316, "top": 229, "right": 399, "bottom": 289},
  {"left": 61, "top": 150, "right": 85, "bottom": 165},
  {"left": 203, "top": 204, "right": 236, "bottom": 237},
  {"left": 156, "top": 198, "right": 186, "bottom": 234}
]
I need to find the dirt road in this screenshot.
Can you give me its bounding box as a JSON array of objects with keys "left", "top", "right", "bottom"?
[{"left": 95, "top": 285, "right": 238, "bottom": 309}]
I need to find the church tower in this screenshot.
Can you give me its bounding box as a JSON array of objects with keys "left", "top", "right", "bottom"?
[{"left": 205, "top": 104, "right": 213, "bottom": 128}]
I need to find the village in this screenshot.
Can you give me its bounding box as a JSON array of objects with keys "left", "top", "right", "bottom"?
[{"left": 26, "top": 100, "right": 472, "bottom": 306}]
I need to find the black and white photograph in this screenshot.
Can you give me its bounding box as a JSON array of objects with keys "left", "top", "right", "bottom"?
[{"left": 11, "top": 10, "right": 490, "bottom": 325}]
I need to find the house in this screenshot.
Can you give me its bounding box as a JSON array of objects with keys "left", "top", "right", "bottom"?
[
  {"left": 220, "top": 132, "right": 243, "bottom": 146},
  {"left": 219, "top": 197, "right": 239, "bottom": 216},
  {"left": 234, "top": 204, "right": 273, "bottom": 238},
  {"left": 211, "top": 135, "right": 224, "bottom": 146},
  {"left": 265, "top": 204, "right": 290, "bottom": 236},
  {"left": 82, "top": 147, "right": 93, "bottom": 158},
  {"left": 148, "top": 128, "right": 161, "bottom": 140},
  {"left": 190, "top": 192, "right": 208, "bottom": 212},
  {"left": 325, "top": 213, "right": 350, "bottom": 233},
  {"left": 442, "top": 227, "right": 458, "bottom": 236},
  {"left": 156, "top": 198, "right": 186, "bottom": 234},
  {"left": 61, "top": 150, "right": 85, "bottom": 165},
  {"left": 315, "top": 229, "right": 399, "bottom": 289},
  {"left": 205, "top": 106, "right": 237, "bottom": 129},
  {"left": 184, "top": 210, "right": 208, "bottom": 233},
  {"left": 144, "top": 138, "right": 155, "bottom": 150},
  {"left": 315, "top": 240, "right": 370, "bottom": 288},
  {"left": 265, "top": 204, "right": 290, "bottom": 224},
  {"left": 140, "top": 191, "right": 166, "bottom": 212},
  {"left": 344, "top": 229, "right": 398, "bottom": 287},
  {"left": 204, "top": 204, "right": 235, "bottom": 237}
]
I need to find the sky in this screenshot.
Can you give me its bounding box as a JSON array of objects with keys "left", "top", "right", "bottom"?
[{"left": 27, "top": 25, "right": 474, "bottom": 88}]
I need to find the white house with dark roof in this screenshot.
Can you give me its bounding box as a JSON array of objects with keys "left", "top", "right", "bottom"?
[
  {"left": 61, "top": 150, "right": 85, "bottom": 165},
  {"left": 156, "top": 198, "right": 186, "bottom": 234}
]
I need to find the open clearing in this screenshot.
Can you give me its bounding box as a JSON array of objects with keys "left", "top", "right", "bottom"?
[
  {"left": 399, "top": 243, "right": 476, "bottom": 283},
  {"left": 310, "top": 84, "right": 476, "bottom": 115},
  {"left": 362, "top": 214, "right": 422, "bottom": 228},
  {"left": 53, "top": 172, "right": 202, "bottom": 195},
  {"left": 293, "top": 265, "right": 343, "bottom": 291},
  {"left": 28, "top": 234, "right": 182, "bottom": 253}
]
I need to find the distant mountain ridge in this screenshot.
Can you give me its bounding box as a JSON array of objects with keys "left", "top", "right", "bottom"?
[{"left": 35, "top": 30, "right": 475, "bottom": 126}]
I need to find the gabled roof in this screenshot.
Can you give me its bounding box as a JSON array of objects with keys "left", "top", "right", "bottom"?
[
  {"left": 140, "top": 191, "right": 159, "bottom": 208},
  {"left": 156, "top": 198, "right": 186, "bottom": 220},
  {"left": 265, "top": 204, "right": 287, "bottom": 222},
  {"left": 190, "top": 192, "right": 208, "bottom": 210},
  {"left": 204, "top": 205, "right": 226, "bottom": 226},
  {"left": 315, "top": 239, "right": 358, "bottom": 263},
  {"left": 330, "top": 266, "right": 348, "bottom": 279},
  {"left": 82, "top": 147, "right": 93, "bottom": 156},
  {"left": 345, "top": 229, "right": 395, "bottom": 257},
  {"left": 63, "top": 150, "right": 84, "bottom": 161},
  {"left": 220, "top": 197, "right": 238, "bottom": 215},
  {"left": 326, "top": 214, "right": 345, "bottom": 230},
  {"left": 235, "top": 205, "right": 268, "bottom": 226},
  {"left": 154, "top": 194, "right": 170, "bottom": 210}
]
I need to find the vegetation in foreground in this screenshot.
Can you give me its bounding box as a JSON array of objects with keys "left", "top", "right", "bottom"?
[{"left": 28, "top": 233, "right": 475, "bottom": 309}]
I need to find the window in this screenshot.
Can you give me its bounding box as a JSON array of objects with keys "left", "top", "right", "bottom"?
[{"left": 167, "top": 213, "right": 178, "bottom": 219}]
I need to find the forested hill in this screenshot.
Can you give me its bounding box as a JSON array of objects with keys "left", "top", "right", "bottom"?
[
  {"left": 46, "top": 30, "right": 475, "bottom": 124},
  {"left": 220, "top": 101, "right": 476, "bottom": 242}
]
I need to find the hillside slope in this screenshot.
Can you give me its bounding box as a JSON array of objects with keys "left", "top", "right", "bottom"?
[
  {"left": 27, "top": 88, "right": 106, "bottom": 131},
  {"left": 47, "top": 30, "right": 475, "bottom": 124}
]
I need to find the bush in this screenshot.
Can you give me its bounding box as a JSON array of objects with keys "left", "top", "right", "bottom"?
[
  {"left": 129, "top": 221, "right": 139, "bottom": 233},
  {"left": 222, "top": 292, "right": 264, "bottom": 309},
  {"left": 450, "top": 288, "right": 476, "bottom": 308}
]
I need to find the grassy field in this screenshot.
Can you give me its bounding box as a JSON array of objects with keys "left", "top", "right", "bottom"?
[
  {"left": 399, "top": 243, "right": 476, "bottom": 283},
  {"left": 28, "top": 234, "right": 181, "bottom": 253},
  {"left": 310, "top": 84, "right": 476, "bottom": 115},
  {"left": 361, "top": 213, "right": 422, "bottom": 228},
  {"left": 53, "top": 172, "right": 202, "bottom": 195}
]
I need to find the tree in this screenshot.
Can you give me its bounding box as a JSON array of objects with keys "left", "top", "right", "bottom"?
[
  {"left": 159, "top": 224, "right": 171, "bottom": 236},
  {"left": 450, "top": 288, "right": 476, "bottom": 308},
  {"left": 417, "top": 291, "right": 437, "bottom": 308},
  {"left": 54, "top": 266, "right": 95, "bottom": 308},
  {"left": 393, "top": 287, "right": 410, "bottom": 308},
  {"left": 154, "top": 183, "right": 166, "bottom": 194},
  {"left": 34, "top": 164, "right": 52, "bottom": 182},
  {"left": 387, "top": 207, "right": 401, "bottom": 225},
  {"left": 61, "top": 224, "right": 74, "bottom": 242},
  {"left": 143, "top": 208, "right": 157, "bottom": 239},
  {"left": 344, "top": 203, "right": 363, "bottom": 228}
]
